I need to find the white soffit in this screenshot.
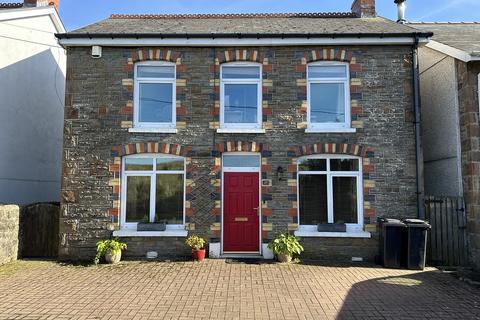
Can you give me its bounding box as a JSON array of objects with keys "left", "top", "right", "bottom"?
[{"left": 426, "top": 40, "right": 480, "bottom": 63}]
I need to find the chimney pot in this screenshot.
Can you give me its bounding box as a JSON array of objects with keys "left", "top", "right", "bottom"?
[
  {"left": 351, "top": 0, "right": 376, "bottom": 18},
  {"left": 395, "top": 0, "right": 406, "bottom": 23},
  {"left": 23, "top": 0, "right": 59, "bottom": 10}
]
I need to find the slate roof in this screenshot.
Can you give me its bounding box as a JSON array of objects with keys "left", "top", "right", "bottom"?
[
  {"left": 411, "top": 22, "right": 480, "bottom": 56},
  {"left": 57, "top": 13, "right": 430, "bottom": 38}
]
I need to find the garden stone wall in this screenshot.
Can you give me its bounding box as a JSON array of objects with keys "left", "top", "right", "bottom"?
[{"left": 0, "top": 205, "right": 19, "bottom": 265}]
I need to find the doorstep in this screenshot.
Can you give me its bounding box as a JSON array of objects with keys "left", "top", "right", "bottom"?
[{"left": 209, "top": 243, "right": 274, "bottom": 259}]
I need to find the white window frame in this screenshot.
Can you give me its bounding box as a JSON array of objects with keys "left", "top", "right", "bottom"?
[
  {"left": 220, "top": 62, "right": 263, "bottom": 130},
  {"left": 120, "top": 153, "right": 185, "bottom": 231},
  {"left": 133, "top": 61, "right": 176, "bottom": 129},
  {"left": 306, "top": 61, "right": 353, "bottom": 132},
  {"left": 296, "top": 154, "right": 364, "bottom": 235}
]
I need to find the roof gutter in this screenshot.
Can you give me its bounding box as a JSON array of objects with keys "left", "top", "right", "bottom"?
[
  {"left": 56, "top": 32, "right": 432, "bottom": 47},
  {"left": 56, "top": 31, "right": 433, "bottom": 40}
]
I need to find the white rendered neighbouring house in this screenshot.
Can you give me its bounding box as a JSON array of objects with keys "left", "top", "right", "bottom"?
[{"left": 0, "top": 0, "right": 66, "bottom": 205}]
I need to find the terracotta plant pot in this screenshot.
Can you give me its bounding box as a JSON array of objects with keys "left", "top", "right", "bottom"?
[
  {"left": 192, "top": 249, "right": 206, "bottom": 261},
  {"left": 277, "top": 253, "right": 292, "bottom": 263},
  {"left": 105, "top": 250, "right": 122, "bottom": 264}
]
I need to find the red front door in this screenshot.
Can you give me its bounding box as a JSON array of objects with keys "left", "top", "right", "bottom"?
[{"left": 223, "top": 172, "right": 260, "bottom": 252}]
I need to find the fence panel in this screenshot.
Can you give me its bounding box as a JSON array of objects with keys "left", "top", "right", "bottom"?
[
  {"left": 425, "top": 196, "right": 468, "bottom": 266},
  {"left": 20, "top": 203, "right": 59, "bottom": 258}
]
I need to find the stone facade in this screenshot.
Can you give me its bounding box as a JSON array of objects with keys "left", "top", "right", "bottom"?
[
  {"left": 457, "top": 60, "right": 480, "bottom": 271},
  {"left": 0, "top": 205, "right": 19, "bottom": 265},
  {"left": 60, "top": 45, "right": 418, "bottom": 262}
]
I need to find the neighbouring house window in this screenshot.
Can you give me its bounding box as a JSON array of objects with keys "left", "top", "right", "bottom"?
[
  {"left": 134, "top": 62, "right": 176, "bottom": 128},
  {"left": 220, "top": 63, "right": 262, "bottom": 129},
  {"left": 307, "top": 62, "right": 351, "bottom": 130},
  {"left": 121, "top": 155, "right": 185, "bottom": 229},
  {"left": 297, "top": 156, "right": 363, "bottom": 232}
]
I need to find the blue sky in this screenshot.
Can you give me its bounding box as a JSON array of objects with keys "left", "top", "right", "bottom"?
[{"left": 51, "top": 0, "right": 480, "bottom": 31}]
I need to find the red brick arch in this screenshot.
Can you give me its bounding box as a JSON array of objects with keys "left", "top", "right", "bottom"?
[
  {"left": 129, "top": 49, "right": 182, "bottom": 63},
  {"left": 216, "top": 49, "right": 266, "bottom": 64},
  {"left": 111, "top": 142, "right": 193, "bottom": 158},
  {"left": 288, "top": 143, "right": 373, "bottom": 158},
  {"left": 303, "top": 48, "right": 353, "bottom": 63}
]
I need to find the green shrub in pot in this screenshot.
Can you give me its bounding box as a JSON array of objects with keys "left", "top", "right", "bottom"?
[
  {"left": 267, "top": 233, "right": 304, "bottom": 263},
  {"left": 94, "top": 238, "right": 127, "bottom": 265}
]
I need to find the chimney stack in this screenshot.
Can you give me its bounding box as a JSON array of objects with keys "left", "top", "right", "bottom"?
[
  {"left": 24, "top": 0, "right": 59, "bottom": 10},
  {"left": 394, "top": 0, "right": 406, "bottom": 23},
  {"left": 351, "top": 0, "right": 376, "bottom": 18}
]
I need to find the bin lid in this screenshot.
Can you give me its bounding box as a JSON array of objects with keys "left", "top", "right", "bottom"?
[
  {"left": 404, "top": 218, "right": 431, "bottom": 228},
  {"left": 380, "top": 218, "right": 406, "bottom": 227}
]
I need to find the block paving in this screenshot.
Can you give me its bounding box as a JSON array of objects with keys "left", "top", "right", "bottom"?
[{"left": 0, "top": 259, "right": 479, "bottom": 319}]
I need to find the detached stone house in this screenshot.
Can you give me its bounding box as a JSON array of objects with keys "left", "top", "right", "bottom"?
[
  {"left": 412, "top": 22, "right": 480, "bottom": 270},
  {"left": 56, "top": 0, "right": 432, "bottom": 262}
]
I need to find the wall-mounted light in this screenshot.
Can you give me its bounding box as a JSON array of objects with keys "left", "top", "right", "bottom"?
[{"left": 276, "top": 166, "right": 284, "bottom": 181}]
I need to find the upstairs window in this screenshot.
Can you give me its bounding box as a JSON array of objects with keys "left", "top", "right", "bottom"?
[
  {"left": 220, "top": 63, "right": 262, "bottom": 129},
  {"left": 134, "top": 62, "right": 176, "bottom": 129},
  {"left": 307, "top": 62, "right": 351, "bottom": 131}
]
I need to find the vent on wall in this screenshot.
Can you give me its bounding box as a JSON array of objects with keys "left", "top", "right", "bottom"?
[{"left": 91, "top": 46, "right": 102, "bottom": 59}]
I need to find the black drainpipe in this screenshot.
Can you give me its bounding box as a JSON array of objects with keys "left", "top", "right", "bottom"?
[{"left": 412, "top": 35, "right": 425, "bottom": 220}]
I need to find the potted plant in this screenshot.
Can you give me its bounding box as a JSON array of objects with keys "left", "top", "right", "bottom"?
[
  {"left": 185, "top": 235, "right": 206, "bottom": 261},
  {"left": 267, "top": 233, "right": 304, "bottom": 263},
  {"left": 137, "top": 215, "right": 167, "bottom": 231},
  {"left": 94, "top": 238, "right": 127, "bottom": 265}
]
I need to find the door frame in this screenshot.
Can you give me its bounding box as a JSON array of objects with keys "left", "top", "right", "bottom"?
[{"left": 221, "top": 152, "right": 262, "bottom": 255}]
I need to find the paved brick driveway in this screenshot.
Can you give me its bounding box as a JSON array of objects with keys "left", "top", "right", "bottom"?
[{"left": 0, "top": 259, "right": 479, "bottom": 320}]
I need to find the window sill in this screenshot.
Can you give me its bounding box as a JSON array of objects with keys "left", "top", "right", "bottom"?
[
  {"left": 216, "top": 128, "right": 266, "bottom": 134},
  {"left": 128, "top": 128, "right": 178, "bottom": 134},
  {"left": 113, "top": 230, "right": 188, "bottom": 237},
  {"left": 305, "top": 128, "right": 357, "bottom": 133},
  {"left": 294, "top": 230, "right": 371, "bottom": 238}
]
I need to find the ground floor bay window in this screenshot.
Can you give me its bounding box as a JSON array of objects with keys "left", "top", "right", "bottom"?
[
  {"left": 119, "top": 154, "right": 185, "bottom": 232},
  {"left": 296, "top": 155, "right": 367, "bottom": 236}
]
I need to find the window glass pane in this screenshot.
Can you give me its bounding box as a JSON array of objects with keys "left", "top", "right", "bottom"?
[
  {"left": 126, "top": 176, "right": 151, "bottom": 223},
  {"left": 308, "top": 65, "right": 347, "bottom": 78},
  {"left": 298, "top": 159, "right": 327, "bottom": 171},
  {"left": 224, "top": 84, "right": 258, "bottom": 124},
  {"left": 299, "top": 174, "right": 328, "bottom": 225},
  {"left": 222, "top": 66, "right": 260, "bottom": 79},
  {"left": 156, "top": 158, "right": 184, "bottom": 171},
  {"left": 137, "top": 66, "right": 175, "bottom": 78},
  {"left": 310, "top": 83, "right": 345, "bottom": 123},
  {"left": 139, "top": 83, "right": 173, "bottom": 123},
  {"left": 223, "top": 155, "right": 260, "bottom": 168},
  {"left": 330, "top": 159, "right": 359, "bottom": 171},
  {"left": 125, "top": 158, "right": 153, "bottom": 171},
  {"left": 155, "top": 174, "right": 184, "bottom": 224},
  {"left": 333, "top": 177, "right": 358, "bottom": 224}
]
